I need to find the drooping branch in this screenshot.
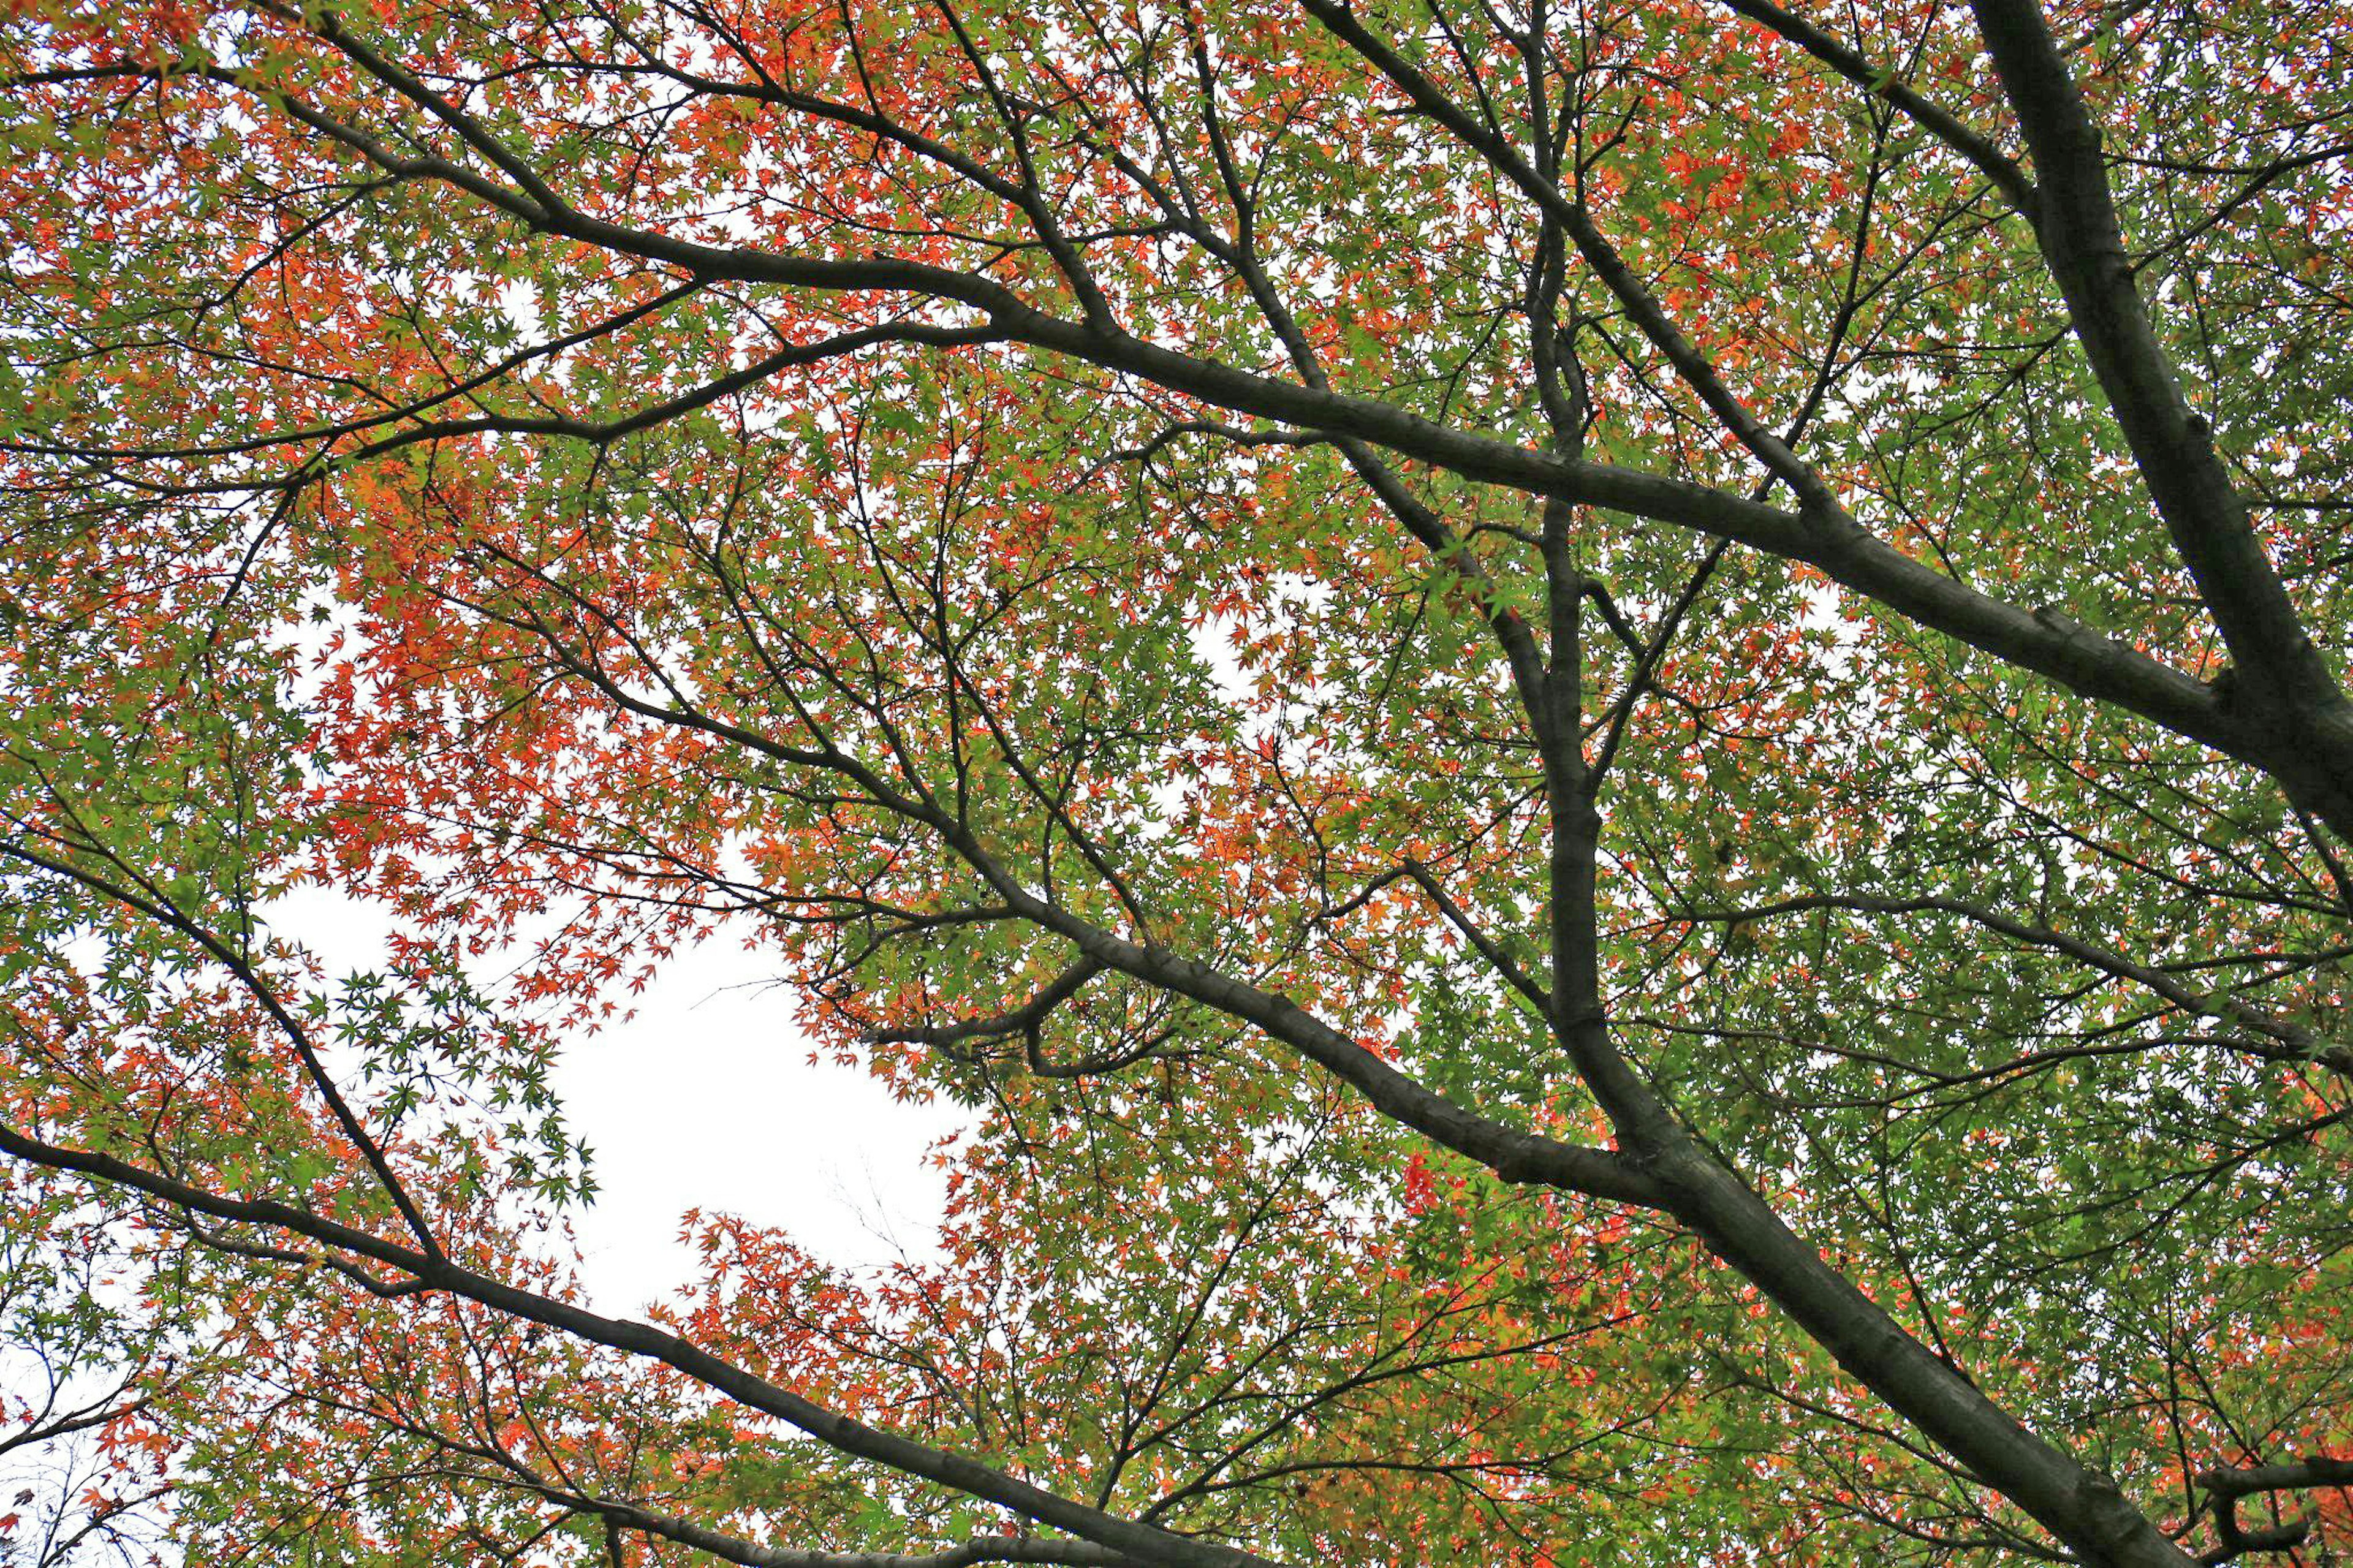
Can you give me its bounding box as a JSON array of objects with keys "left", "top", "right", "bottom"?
[
  {"left": 0, "top": 830, "right": 450, "bottom": 1265},
  {"left": 1319, "top": 860, "right": 1552, "bottom": 1015},
  {"left": 0, "top": 1121, "right": 1281, "bottom": 1568},
  {"left": 860, "top": 955, "right": 1176, "bottom": 1080}
]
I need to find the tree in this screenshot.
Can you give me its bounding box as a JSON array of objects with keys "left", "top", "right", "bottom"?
[{"left": 0, "top": 0, "right": 2349, "bottom": 1561}]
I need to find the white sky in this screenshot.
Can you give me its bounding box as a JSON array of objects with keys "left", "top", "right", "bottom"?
[
  {"left": 548, "top": 934, "right": 964, "bottom": 1308},
  {"left": 262, "top": 887, "right": 963, "bottom": 1314}
]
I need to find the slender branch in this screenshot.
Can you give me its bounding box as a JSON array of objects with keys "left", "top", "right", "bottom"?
[
  {"left": 18, "top": 54, "right": 2335, "bottom": 824},
  {"left": 1680, "top": 892, "right": 2352, "bottom": 1070},
  {"left": 1711, "top": 0, "right": 2038, "bottom": 216},
  {"left": 863, "top": 957, "right": 1106, "bottom": 1050},
  {"left": 0, "top": 835, "right": 450, "bottom": 1263}
]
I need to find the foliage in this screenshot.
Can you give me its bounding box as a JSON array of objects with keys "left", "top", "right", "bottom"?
[{"left": 1, "top": 0, "right": 2351, "bottom": 1564}]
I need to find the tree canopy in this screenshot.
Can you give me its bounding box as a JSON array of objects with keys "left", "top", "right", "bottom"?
[{"left": 1, "top": 0, "right": 2351, "bottom": 1563}]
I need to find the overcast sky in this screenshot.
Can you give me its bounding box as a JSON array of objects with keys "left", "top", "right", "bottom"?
[
  {"left": 265, "top": 886, "right": 963, "bottom": 1314},
  {"left": 549, "top": 935, "right": 964, "bottom": 1308}
]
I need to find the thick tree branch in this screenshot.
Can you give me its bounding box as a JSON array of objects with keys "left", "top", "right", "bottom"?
[
  {"left": 498, "top": 1462, "right": 1142, "bottom": 1568},
  {"left": 2190, "top": 1456, "right": 2353, "bottom": 1561},
  {"left": 2197, "top": 1456, "right": 2353, "bottom": 1499},
  {"left": 1969, "top": 0, "right": 2353, "bottom": 822}
]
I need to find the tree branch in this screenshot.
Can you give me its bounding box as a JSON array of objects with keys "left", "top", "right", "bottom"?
[{"left": 0, "top": 1123, "right": 1280, "bottom": 1568}]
